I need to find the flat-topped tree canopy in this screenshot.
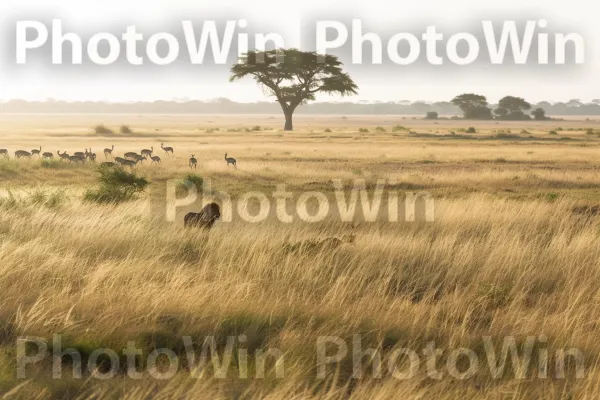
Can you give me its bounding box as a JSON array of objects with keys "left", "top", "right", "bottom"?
[{"left": 230, "top": 49, "right": 358, "bottom": 131}]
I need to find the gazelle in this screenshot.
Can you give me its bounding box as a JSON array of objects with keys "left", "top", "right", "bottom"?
[
  {"left": 87, "top": 149, "right": 97, "bottom": 162},
  {"left": 57, "top": 151, "right": 70, "bottom": 161},
  {"left": 124, "top": 151, "right": 139, "bottom": 159},
  {"left": 68, "top": 154, "right": 85, "bottom": 163},
  {"left": 115, "top": 157, "right": 137, "bottom": 168},
  {"left": 42, "top": 152, "right": 54, "bottom": 159},
  {"left": 31, "top": 146, "right": 42, "bottom": 157},
  {"left": 15, "top": 150, "right": 32, "bottom": 159},
  {"left": 0, "top": 149, "right": 8, "bottom": 158},
  {"left": 161, "top": 143, "right": 174, "bottom": 155},
  {"left": 141, "top": 147, "right": 153, "bottom": 157},
  {"left": 224, "top": 153, "right": 236, "bottom": 168},
  {"left": 150, "top": 155, "right": 161, "bottom": 165},
  {"left": 189, "top": 155, "right": 197, "bottom": 169},
  {"left": 132, "top": 154, "right": 147, "bottom": 163},
  {"left": 74, "top": 151, "right": 86, "bottom": 159},
  {"left": 104, "top": 145, "right": 114, "bottom": 160}
]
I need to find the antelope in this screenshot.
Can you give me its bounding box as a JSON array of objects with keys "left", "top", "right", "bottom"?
[
  {"left": 141, "top": 147, "right": 153, "bottom": 157},
  {"left": 68, "top": 155, "right": 85, "bottom": 163},
  {"left": 104, "top": 145, "right": 114, "bottom": 160},
  {"left": 115, "top": 157, "right": 137, "bottom": 168},
  {"left": 31, "top": 146, "right": 42, "bottom": 157},
  {"left": 224, "top": 153, "right": 236, "bottom": 168},
  {"left": 42, "top": 152, "right": 54, "bottom": 159},
  {"left": 161, "top": 143, "right": 174, "bottom": 155},
  {"left": 74, "top": 151, "right": 86, "bottom": 159},
  {"left": 132, "top": 154, "right": 147, "bottom": 163},
  {"left": 184, "top": 203, "right": 221, "bottom": 230},
  {"left": 84, "top": 149, "right": 96, "bottom": 162},
  {"left": 189, "top": 155, "right": 197, "bottom": 169},
  {"left": 57, "top": 151, "right": 70, "bottom": 161},
  {"left": 0, "top": 149, "right": 8, "bottom": 158},
  {"left": 15, "top": 150, "right": 32, "bottom": 159},
  {"left": 120, "top": 159, "right": 137, "bottom": 168},
  {"left": 150, "top": 155, "right": 161, "bottom": 165},
  {"left": 124, "top": 151, "right": 139, "bottom": 159}
]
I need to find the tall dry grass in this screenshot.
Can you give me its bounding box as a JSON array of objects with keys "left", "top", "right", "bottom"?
[
  {"left": 1, "top": 114, "right": 600, "bottom": 398},
  {"left": 1, "top": 193, "right": 599, "bottom": 398}
]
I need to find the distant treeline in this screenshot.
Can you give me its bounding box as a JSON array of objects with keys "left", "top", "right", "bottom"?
[{"left": 1, "top": 98, "right": 599, "bottom": 115}]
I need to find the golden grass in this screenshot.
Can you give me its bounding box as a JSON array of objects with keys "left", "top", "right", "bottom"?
[{"left": 0, "top": 114, "right": 600, "bottom": 398}]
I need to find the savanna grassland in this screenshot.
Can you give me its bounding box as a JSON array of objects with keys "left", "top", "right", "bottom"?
[{"left": 1, "top": 113, "right": 600, "bottom": 399}]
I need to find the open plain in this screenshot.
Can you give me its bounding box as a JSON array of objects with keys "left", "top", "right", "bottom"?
[{"left": 1, "top": 113, "right": 600, "bottom": 399}]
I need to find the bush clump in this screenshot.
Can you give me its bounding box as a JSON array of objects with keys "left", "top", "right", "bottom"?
[
  {"left": 94, "top": 124, "right": 114, "bottom": 135},
  {"left": 466, "top": 127, "right": 477, "bottom": 134},
  {"left": 120, "top": 125, "right": 133, "bottom": 134},
  {"left": 375, "top": 126, "right": 386, "bottom": 132},
  {"left": 392, "top": 125, "right": 407, "bottom": 132},
  {"left": 84, "top": 166, "right": 149, "bottom": 204},
  {"left": 358, "top": 128, "right": 369, "bottom": 133}
]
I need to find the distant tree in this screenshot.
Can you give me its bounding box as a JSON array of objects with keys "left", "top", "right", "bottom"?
[
  {"left": 498, "top": 96, "right": 532, "bottom": 112},
  {"left": 412, "top": 101, "right": 432, "bottom": 113},
  {"left": 536, "top": 101, "right": 553, "bottom": 109},
  {"left": 230, "top": 49, "right": 358, "bottom": 131},
  {"left": 592, "top": 99, "right": 600, "bottom": 105},
  {"left": 495, "top": 96, "right": 532, "bottom": 120},
  {"left": 425, "top": 111, "right": 439, "bottom": 120},
  {"left": 531, "top": 108, "right": 549, "bottom": 120},
  {"left": 567, "top": 99, "right": 583, "bottom": 107},
  {"left": 451, "top": 93, "right": 493, "bottom": 120}
]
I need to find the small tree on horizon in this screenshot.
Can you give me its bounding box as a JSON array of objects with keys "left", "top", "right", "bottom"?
[
  {"left": 531, "top": 108, "right": 549, "bottom": 120},
  {"left": 495, "top": 96, "right": 532, "bottom": 120},
  {"left": 451, "top": 93, "right": 493, "bottom": 120},
  {"left": 230, "top": 49, "right": 358, "bottom": 131}
]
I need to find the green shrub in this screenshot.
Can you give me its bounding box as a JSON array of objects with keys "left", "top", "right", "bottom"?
[
  {"left": 0, "top": 188, "right": 67, "bottom": 209},
  {"left": 359, "top": 128, "right": 369, "bottom": 133},
  {"left": 84, "top": 166, "right": 149, "bottom": 204},
  {"left": 324, "top": 128, "right": 332, "bottom": 133},
  {"left": 392, "top": 125, "right": 407, "bottom": 132},
  {"left": 28, "top": 188, "right": 67, "bottom": 209},
  {"left": 548, "top": 130, "right": 558, "bottom": 135},
  {"left": 375, "top": 126, "right": 386, "bottom": 132},
  {"left": 120, "top": 125, "right": 133, "bottom": 134},
  {"left": 466, "top": 127, "right": 477, "bottom": 134},
  {"left": 177, "top": 174, "right": 204, "bottom": 196}
]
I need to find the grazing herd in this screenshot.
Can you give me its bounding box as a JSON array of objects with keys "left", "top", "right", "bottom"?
[{"left": 1, "top": 143, "right": 238, "bottom": 170}]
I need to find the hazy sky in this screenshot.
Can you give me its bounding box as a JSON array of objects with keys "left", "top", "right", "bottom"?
[{"left": 0, "top": 0, "right": 597, "bottom": 104}]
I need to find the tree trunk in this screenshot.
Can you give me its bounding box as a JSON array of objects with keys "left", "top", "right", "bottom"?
[{"left": 284, "top": 110, "right": 293, "bottom": 131}]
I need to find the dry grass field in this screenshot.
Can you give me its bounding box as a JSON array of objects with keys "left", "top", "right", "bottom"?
[{"left": 1, "top": 113, "right": 600, "bottom": 399}]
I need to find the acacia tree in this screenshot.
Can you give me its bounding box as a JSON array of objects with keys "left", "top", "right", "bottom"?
[
  {"left": 451, "top": 93, "right": 493, "bottom": 120},
  {"left": 495, "top": 96, "right": 532, "bottom": 120},
  {"left": 230, "top": 49, "right": 358, "bottom": 131}
]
